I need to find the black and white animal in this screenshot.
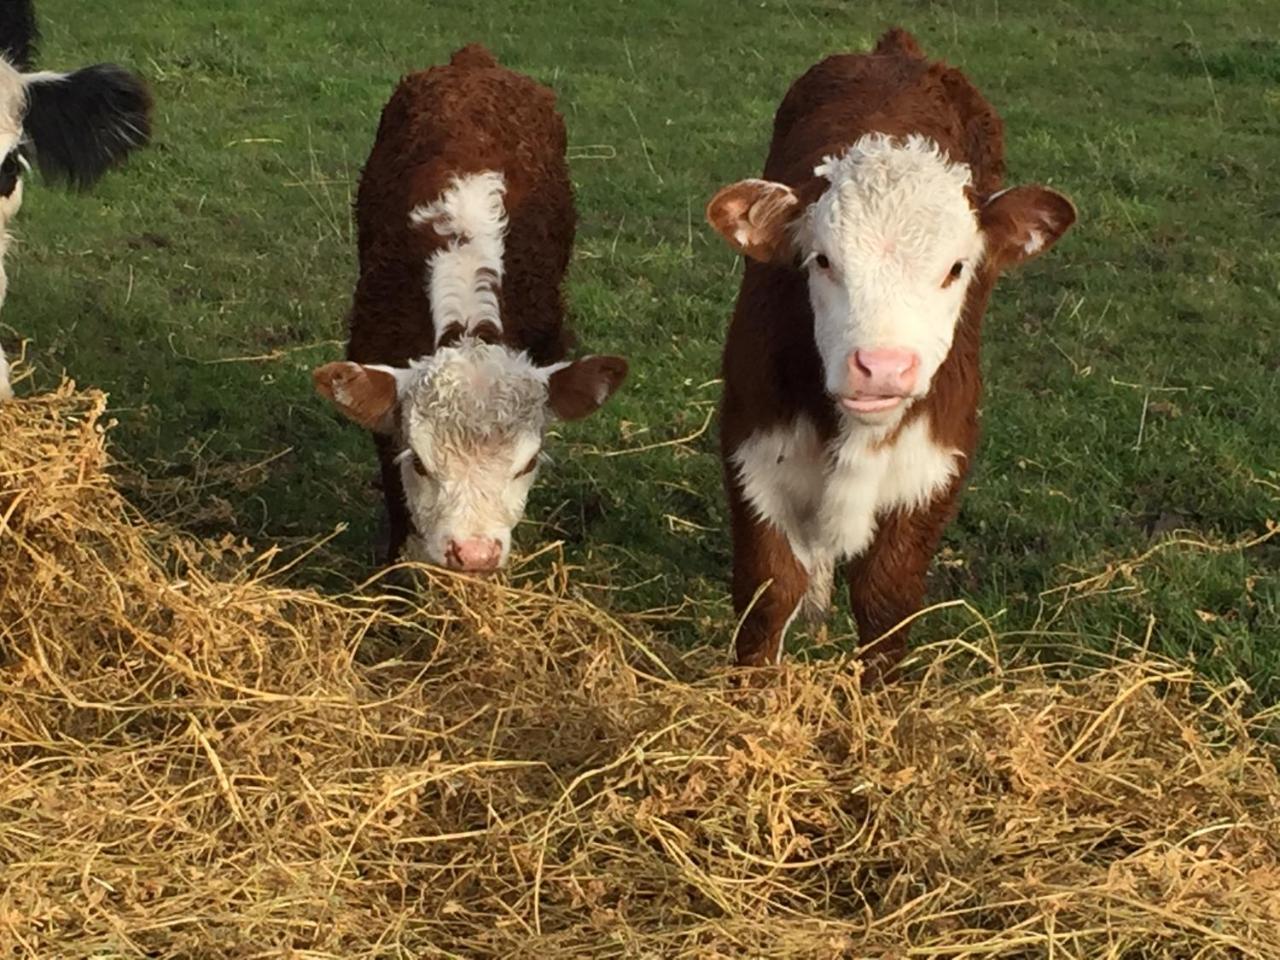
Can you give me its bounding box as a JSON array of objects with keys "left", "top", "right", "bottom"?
[{"left": 0, "top": 0, "right": 152, "bottom": 400}]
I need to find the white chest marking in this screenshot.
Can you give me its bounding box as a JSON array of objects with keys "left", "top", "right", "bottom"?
[{"left": 732, "top": 415, "right": 961, "bottom": 577}]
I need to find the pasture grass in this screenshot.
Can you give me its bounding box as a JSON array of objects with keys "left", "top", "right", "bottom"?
[{"left": 5, "top": 0, "right": 1278, "bottom": 699}]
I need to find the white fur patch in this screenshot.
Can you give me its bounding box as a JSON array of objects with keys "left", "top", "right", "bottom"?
[
  {"left": 732, "top": 415, "right": 961, "bottom": 618},
  {"left": 0, "top": 346, "right": 10, "bottom": 402},
  {"left": 409, "top": 171, "right": 508, "bottom": 344},
  {"left": 800, "top": 134, "right": 985, "bottom": 411},
  {"left": 733, "top": 417, "right": 827, "bottom": 574}
]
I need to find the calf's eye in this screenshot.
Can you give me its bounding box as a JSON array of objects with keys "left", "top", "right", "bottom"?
[
  {"left": 942, "top": 260, "right": 965, "bottom": 287},
  {"left": 411, "top": 454, "right": 432, "bottom": 479},
  {"left": 515, "top": 453, "right": 540, "bottom": 478},
  {"left": 813, "top": 253, "right": 831, "bottom": 270},
  {"left": 0, "top": 150, "right": 20, "bottom": 198}
]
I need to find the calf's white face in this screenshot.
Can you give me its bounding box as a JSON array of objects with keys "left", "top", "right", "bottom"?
[
  {"left": 801, "top": 136, "right": 984, "bottom": 414},
  {"left": 0, "top": 158, "right": 20, "bottom": 402},
  {"left": 0, "top": 60, "right": 28, "bottom": 402},
  {"left": 394, "top": 344, "right": 550, "bottom": 569},
  {"left": 708, "top": 133, "right": 1075, "bottom": 425},
  {"left": 315, "top": 340, "right": 627, "bottom": 571},
  {"left": 0, "top": 58, "right": 26, "bottom": 167}
]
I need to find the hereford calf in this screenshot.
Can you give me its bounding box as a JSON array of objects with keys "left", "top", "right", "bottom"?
[
  {"left": 706, "top": 29, "right": 1075, "bottom": 671},
  {"left": 314, "top": 45, "right": 627, "bottom": 572},
  {"left": 0, "top": 0, "right": 152, "bottom": 400}
]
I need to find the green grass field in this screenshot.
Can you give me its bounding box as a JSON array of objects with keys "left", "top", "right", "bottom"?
[{"left": 7, "top": 1, "right": 1278, "bottom": 699}]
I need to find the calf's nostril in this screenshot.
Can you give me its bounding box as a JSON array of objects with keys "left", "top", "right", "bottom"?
[
  {"left": 850, "top": 348, "right": 920, "bottom": 393},
  {"left": 447, "top": 536, "right": 504, "bottom": 571}
]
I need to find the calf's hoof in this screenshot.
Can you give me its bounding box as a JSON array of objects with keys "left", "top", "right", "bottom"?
[
  {"left": 734, "top": 639, "right": 782, "bottom": 669},
  {"left": 853, "top": 650, "right": 905, "bottom": 690}
]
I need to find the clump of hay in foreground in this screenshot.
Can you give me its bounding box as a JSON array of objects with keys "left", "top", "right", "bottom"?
[{"left": 2, "top": 384, "right": 1279, "bottom": 959}]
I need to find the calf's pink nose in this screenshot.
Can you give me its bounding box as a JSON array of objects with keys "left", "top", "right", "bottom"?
[
  {"left": 848, "top": 347, "right": 920, "bottom": 396},
  {"left": 445, "top": 537, "right": 503, "bottom": 572}
]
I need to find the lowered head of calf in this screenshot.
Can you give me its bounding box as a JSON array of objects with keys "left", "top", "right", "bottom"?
[{"left": 315, "top": 338, "right": 627, "bottom": 571}]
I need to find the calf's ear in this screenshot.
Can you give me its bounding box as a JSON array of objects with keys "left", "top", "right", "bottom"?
[
  {"left": 313, "top": 361, "right": 405, "bottom": 434},
  {"left": 547, "top": 355, "right": 629, "bottom": 421},
  {"left": 980, "top": 185, "right": 1076, "bottom": 270},
  {"left": 706, "top": 179, "right": 802, "bottom": 265}
]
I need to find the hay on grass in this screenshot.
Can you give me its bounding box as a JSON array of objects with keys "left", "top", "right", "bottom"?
[{"left": 1, "top": 383, "right": 1279, "bottom": 958}]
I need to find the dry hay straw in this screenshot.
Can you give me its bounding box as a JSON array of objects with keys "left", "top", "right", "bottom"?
[{"left": 2, "top": 383, "right": 1279, "bottom": 960}]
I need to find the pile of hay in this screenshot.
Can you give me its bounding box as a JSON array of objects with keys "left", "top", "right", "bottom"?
[{"left": 2, "top": 384, "right": 1279, "bottom": 959}]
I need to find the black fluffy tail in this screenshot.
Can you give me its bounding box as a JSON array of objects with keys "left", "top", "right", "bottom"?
[{"left": 23, "top": 63, "right": 153, "bottom": 189}]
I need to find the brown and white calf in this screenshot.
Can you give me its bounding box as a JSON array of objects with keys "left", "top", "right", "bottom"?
[
  {"left": 706, "top": 29, "right": 1075, "bottom": 671},
  {"left": 314, "top": 45, "right": 627, "bottom": 572},
  {"left": 0, "top": 0, "right": 152, "bottom": 400}
]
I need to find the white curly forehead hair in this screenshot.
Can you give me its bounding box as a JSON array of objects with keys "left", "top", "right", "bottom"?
[
  {"left": 401, "top": 339, "right": 550, "bottom": 452},
  {"left": 314, "top": 337, "right": 629, "bottom": 572}
]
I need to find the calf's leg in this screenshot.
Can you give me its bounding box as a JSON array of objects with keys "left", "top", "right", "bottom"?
[
  {"left": 844, "top": 499, "right": 954, "bottom": 682},
  {"left": 373, "top": 433, "right": 411, "bottom": 564},
  {"left": 727, "top": 479, "right": 809, "bottom": 666}
]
